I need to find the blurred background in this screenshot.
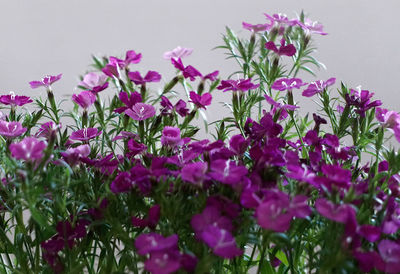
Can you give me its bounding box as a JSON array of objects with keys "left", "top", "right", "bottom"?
[{"left": 0, "top": 0, "right": 399, "bottom": 126}]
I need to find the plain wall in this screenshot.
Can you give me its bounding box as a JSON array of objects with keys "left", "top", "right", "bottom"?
[{"left": 1, "top": 0, "right": 399, "bottom": 125}]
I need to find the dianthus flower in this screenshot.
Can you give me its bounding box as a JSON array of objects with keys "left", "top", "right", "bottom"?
[
  {"left": 271, "top": 78, "right": 306, "bottom": 91},
  {"left": 265, "top": 38, "right": 296, "bottom": 57},
  {"left": 0, "top": 120, "right": 27, "bottom": 138},
  {"left": 125, "top": 103, "right": 156, "bottom": 121},
  {"left": 128, "top": 70, "right": 161, "bottom": 85},
  {"left": 29, "top": 74, "right": 62, "bottom": 89},
  {"left": 72, "top": 90, "right": 96, "bottom": 109},
  {"left": 217, "top": 78, "right": 259, "bottom": 92},
  {"left": 78, "top": 72, "right": 108, "bottom": 93},
  {"left": 189, "top": 91, "right": 212, "bottom": 109},
  {"left": 70, "top": 128, "right": 102, "bottom": 141},
  {"left": 9, "top": 137, "right": 46, "bottom": 162},
  {"left": 0, "top": 92, "right": 32, "bottom": 107},
  {"left": 163, "top": 46, "right": 193, "bottom": 60},
  {"left": 161, "top": 126, "right": 182, "bottom": 147},
  {"left": 171, "top": 58, "right": 202, "bottom": 81},
  {"left": 302, "top": 77, "right": 336, "bottom": 97}
]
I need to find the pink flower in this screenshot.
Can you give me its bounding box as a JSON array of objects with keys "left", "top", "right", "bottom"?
[
  {"left": 161, "top": 126, "right": 182, "bottom": 147},
  {"left": 128, "top": 70, "right": 161, "bottom": 85},
  {"left": 217, "top": 78, "right": 259, "bottom": 92},
  {"left": 271, "top": 78, "right": 306, "bottom": 91},
  {"left": 297, "top": 18, "right": 327, "bottom": 35},
  {"left": 265, "top": 39, "right": 296, "bottom": 57},
  {"left": 125, "top": 103, "right": 156, "bottom": 121},
  {"left": 201, "top": 226, "right": 243, "bottom": 259},
  {"left": 315, "top": 198, "right": 355, "bottom": 224},
  {"left": 78, "top": 72, "right": 108, "bottom": 93},
  {"left": 9, "top": 137, "right": 47, "bottom": 161},
  {"left": 145, "top": 250, "right": 181, "bottom": 274},
  {"left": 181, "top": 162, "right": 208, "bottom": 185},
  {"left": 70, "top": 128, "right": 102, "bottom": 141},
  {"left": 134, "top": 233, "right": 178, "bottom": 256},
  {"left": 242, "top": 21, "right": 273, "bottom": 32},
  {"left": 302, "top": 78, "right": 336, "bottom": 97},
  {"left": 189, "top": 91, "right": 212, "bottom": 109},
  {"left": 124, "top": 50, "right": 142, "bottom": 65},
  {"left": 377, "top": 240, "right": 400, "bottom": 273},
  {"left": 114, "top": 91, "right": 142, "bottom": 114},
  {"left": 72, "top": 90, "right": 96, "bottom": 109},
  {"left": 29, "top": 74, "right": 62, "bottom": 89},
  {"left": 171, "top": 58, "right": 202, "bottom": 81},
  {"left": 375, "top": 107, "right": 400, "bottom": 143},
  {"left": 163, "top": 46, "right": 193, "bottom": 60},
  {"left": 0, "top": 121, "right": 27, "bottom": 138},
  {"left": 102, "top": 62, "right": 120, "bottom": 78},
  {"left": 0, "top": 92, "right": 32, "bottom": 107},
  {"left": 60, "top": 144, "right": 90, "bottom": 166},
  {"left": 35, "top": 121, "right": 61, "bottom": 140}
]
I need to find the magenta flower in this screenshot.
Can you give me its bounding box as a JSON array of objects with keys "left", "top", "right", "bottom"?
[
  {"left": 297, "top": 18, "right": 328, "bottom": 35},
  {"left": 376, "top": 107, "right": 400, "bottom": 143},
  {"left": 345, "top": 89, "right": 382, "bottom": 117},
  {"left": 189, "top": 91, "right": 212, "bottom": 109},
  {"left": 201, "top": 226, "right": 243, "bottom": 259},
  {"left": 145, "top": 250, "right": 181, "bottom": 274},
  {"left": 264, "top": 13, "right": 298, "bottom": 27},
  {"left": 114, "top": 91, "right": 142, "bottom": 114},
  {"left": 134, "top": 233, "right": 178, "bottom": 256},
  {"left": 191, "top": 206, "right": 233, "bottom": 236},
  {"left": 132, "top": 204, "right": 161, "bottom": 229},
  {"left": 125, "top": 103, "right": 156, "bottom": 121},
  {"left": 124, "top": 50, "right": 142, "bottom": 65},
  {"left": 271, "top": 78, "right": 306, "bottom": 91},
  {"left": 72, "top": 90, "right": 96, "bottom": 109},
  {"left": 181, "top": 162, "right": 208, "bottom": 185},
  {"left": 264, "top": 94, "right": 298, "bottom": 120},
  {"left": 60, "top": 144, "right": 90, "bottom": 166},
  {"left": 202, "top": 70, "right": 219, "bottom": 82},
  {"left": 217, "top": 78, "right": 259, "bottom": 92},
  {"left": 0, "top": 93, "right": 32, "bottom": 107},
  {"left": 9, "top": 137, "right": 47, "bottom": 162},
  {"left": 161, "top": 126, "right": 182, "bottom": 147},
  {"left": 208, "top": 160, "right": 248, "bottom": 185},
  {"left": 171, "top": 58, "right": 202, "bottom": 81},
  {"left": 110, "top": 171, "right": 133, "bottom": 193},
  {"left": 175, "top": 99, "right": 189, "bottom": 117},
  {"left": 70, "top": 128, "right": 102, "bottom": 141},
  {"left": 242, "top": 22, "right": 273, "bottom": 32},
  {"left": 229, "top": 134, "right": 249, "bottom": 156},
  {"left": 102, "top": 62, "right": 120, "bottom": 78},
  {"left": 315, "top": 198, "right": 355, "bottom": 224},
  {"left": 78, "top": 72, "right": 108, "bottom": 93},
  {"left": 377, "top": 240, "right": 400, "bottom": 273},
  {"left": 29, "top": 74, "right": 62, "bottom": 89},
  {"left": 265, "top": 39, "right": 296, "bottom": 57},
  {"left": 0, "top": 121, "right": 27, "bottom": 138},
  {"left": 163, "top": 46, "right": 193, "bottom": 60},
  {"left": 302, "top": 78, "right": 336, "bottom": 97},
  {"left": 128, "top": 70, "right": 161, "bottom": 85},
  {"left": 35, "top": 121, "right": 61, "bottom": 140}
]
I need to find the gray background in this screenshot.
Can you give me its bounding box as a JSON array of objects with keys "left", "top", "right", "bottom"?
[{"left": 1, "top": 0, "right": 399, "bottom": 119}]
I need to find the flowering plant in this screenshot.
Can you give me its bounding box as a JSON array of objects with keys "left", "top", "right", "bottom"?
[{"left": 0, "top": 11, "right": 400, "bottom": 273}]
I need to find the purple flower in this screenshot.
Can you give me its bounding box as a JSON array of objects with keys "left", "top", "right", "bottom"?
[
  {"left": 72, "top": 90, "right": 96, "bottom": 109},
  {"left": 217, "top": 78, "right": 259, "bottom": 92},
  {"left": 0, "top": 121, "right": 27, "bottom": 138},
  {"left": 125, "top": 103, "right": 156, "bottom": 121},
  {"left": 35, "top": 121, "right": 61, "bottom": 140},
  {"left": 357, "top": 224, "right": 381, "bottom": 242},
  {"left": 102, "top": 62, "right": 120, "bottom": 78},
  {"left": 297, "top": 18, "right": 328, "bottom": 35},
  {"left": 201, "top": 226, "right": 243, "bottom": 259},
  {"left": 60, "top": 144, "right": 90, "bottom": 166},
  {"left": 345, "top": 88, "right": 382, "bottom": 117},
  {"left": 302, "top": 78, "right": 336, "bottom": 97},
  {"left": 376, "top": 107, "right": 400, "bottom": 143},
  {"left": 181, "top": 162, "right": 208, "bottom": 185},
  {"left": 145, "top": 250, "right": 181, "bottom": 274},
  {"left": 78, "top": 72, "right": 108, "bottom": 93},
  {"left": 264, "top": 13, "right": 298, "bottom": 27},
  {"left": 174, "top": 99, "right": 189, "bottom": 117},
  {"left": 229, "top": 134, "right": 249, "bottom": 155},
  {"left": 163, "top": 46, "right": 193, "bottom": 60},
  {"left": 110, "top": 171, "right": 133, "bottom": 193},
  {"left": 315, "top": 198, "right": 355, "bottom": 224},
  {"left": 114, "top": 91, "right": 142, "bottom": 114},
  {"left": 132, "top": 204, "right": 161, "bottom": 229},
  {"left": 29, "top": 74, "right": 62, "bottom": 89},
  {"left": 161, "top": 126, "right": 182, "bottom": 147},
  {"left": 189, "top": 91, "right": 212, "bottom": 109},
  {"left": 271, "top": 78, "right": 306, "bottom": 91},
  {"left": 124, "top": 50, "right": 142, "bottom": 65},
  {"left": 208, "top": 160, "right": 248, "bottom": 185},
  {"left": 264, "top": 94, "right": 298, "bottom": 120},
  {"left": 202, "top": 70, "right": 219, "bottom": 82},
  {"left": 377, "top": 240, "right": 400, "bottom": 273},
  {"left": 128, "top": 70, "right": 161, "bottom": 85},
  {"left": 70, "top": 128, "right": 102, "bottom": 142},
  {"left": 265, "top": 39, "right": 296, "bottom": 57},
  {"left": 9, "top": 137, "right": 47, "bottom": 162},
  {"left": 242, "top": 21, "right": 273, "bottom": 32},
  {"left": 171, "top": 58, "right": 202, "bottom": 81},
  {"left": 0, "top": 93, "right": 33, "bottom": 107},
  {"left": 134, "top": 233, "right": 178, "bottom": 256}
]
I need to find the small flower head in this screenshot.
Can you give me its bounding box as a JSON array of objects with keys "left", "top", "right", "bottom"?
[
  {"left": 35, "top": 121, "right": 61, "bottom": 140},
  {"left": 217, "top": 78, "right": 259, "bottom": 92},
  {"left": 302, "top": 78, "right": 336, "bottom": 97},
  {"left": 265, "top": 39, "right": 296, "bottom": 57},
  {"left": 9, "top": 137, "right": 47, "bottom": 162},
  {"left": 29, "top": 74, "right": 62, "bottom": 89},
  {"left": 242, "top": 22, "right": 273, "bottom": 32},
  {"left": 0, "top": 92, "right": 33, "bottom": 107},
  {"left": 189, "top": 91, "right": 212, "bottom": 109},
  {"left": 271, "top": 78, "right": 306, "bottom": 91},
  {"left": 125, "top": 103, "right": 156, "bottom": 121},
  {"left": 70, "top": 128, "right": 102, "bottom": 142},
  {"left": 72, "top": 90, "right": 96, "bottom": 109},
  {"left": 161, "top": 126, "right": 182, "bottom": 147},
  {"left": 0, "top": 121, "right": 27, "bottom": 138},
  {"left": 78, "top": 72, "right": 108, "bottom": 93},
  {"left": 128, "top": 70, "right": 161, "bottom": 85},
  {"left": 181, "top": 162, "right": 208, "bottom": 185},
  {"left": 163, "top": 46, "right": 193, "bottom": 60}
]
